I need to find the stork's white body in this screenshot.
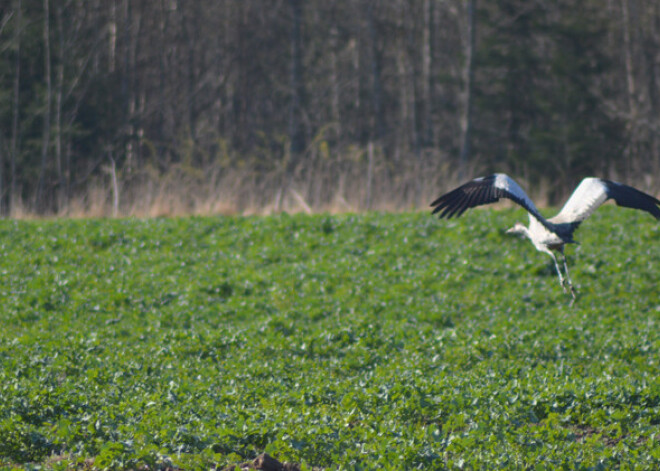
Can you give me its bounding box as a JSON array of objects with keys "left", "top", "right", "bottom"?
[
  {"left": 431, "top": 173, "right": 660, "bottom": 302},
  {"left": 526, "top": 216, "right": 564, "bottom": 255}
]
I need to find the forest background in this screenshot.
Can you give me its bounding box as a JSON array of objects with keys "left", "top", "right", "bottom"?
[{"left": 0, "top": 0, "right": 659, "bottom": 217}]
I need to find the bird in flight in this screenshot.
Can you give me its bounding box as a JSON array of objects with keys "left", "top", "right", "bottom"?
[{"left": 430, "top": 174, "right": 660, "bottom": 301}]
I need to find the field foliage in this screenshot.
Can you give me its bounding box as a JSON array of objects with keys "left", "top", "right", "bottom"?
[{"left": 0, "top": 208, "right": 659, "bottom": 470}]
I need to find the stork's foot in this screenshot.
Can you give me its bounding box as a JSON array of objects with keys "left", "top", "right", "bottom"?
[
  {"left": 560, "top": 279, "right": 578, "bottom": 304},
  {"left": 567, "top": 284, "right": 578, "bottom": 306}
]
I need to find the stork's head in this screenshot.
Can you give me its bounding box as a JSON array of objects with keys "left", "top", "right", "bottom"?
[{"left": 506, "top": 222, "right": 529, "bottom": 238}]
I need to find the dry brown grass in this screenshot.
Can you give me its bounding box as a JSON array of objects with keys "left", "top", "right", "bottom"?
[
  {"left": 7, "top": 149, "right": 468, "bottom": 218},
  {"left": 7, "top": 151, "right": 658, "bottom": 219}
]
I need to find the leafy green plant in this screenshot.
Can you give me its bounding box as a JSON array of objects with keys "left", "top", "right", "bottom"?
[{"left": 0, "top": 209, "right": 658, "bottom": 469}]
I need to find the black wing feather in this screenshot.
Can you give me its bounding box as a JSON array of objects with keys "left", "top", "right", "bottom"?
[
  {"left": 446, "top": 188, "right": 474, "bottom": 219},
  {"left": 456, "top": 186, "right": 482, "bottom": 219},
  {"left": 604, "top": 180, "right": 660, "bottom": 219},
  {"left": 430, "top": 176, "right": 502, "bottom": 219}
]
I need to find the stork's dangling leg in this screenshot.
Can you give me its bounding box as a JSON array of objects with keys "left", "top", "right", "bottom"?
[
  {"left": 549, "top": 252, "right": 568, "bottom": 293},
  {"left": 561, "top": 252, "right": 577, "bottom": 301}
]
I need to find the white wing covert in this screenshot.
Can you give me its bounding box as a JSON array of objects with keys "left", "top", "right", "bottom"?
[
  {"left": 550, "top": 178, "right": 608, "bottom": 224},
  {"left": 551, "top": 177, "right": 660, "bottom": 224}
]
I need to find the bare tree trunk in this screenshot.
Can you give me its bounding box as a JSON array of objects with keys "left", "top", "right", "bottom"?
[
  {"left": 54, "top": 5, "right": 65, "bottom": 209},
  {"left": 222, "top": 1, "right": 234, "bottom": 147},
  {"left": 123, "top": 0, "right": 139, "bottom": 170},
  {"left": 329, "top": 26, "right": 342, "bottom": 140},
  {"left": 621, "top": 0, "right": 639, "bottom": 116},
  {"left": 366, "top": 140, "right": 374, "bottom": 210},
  {"left": 108, "top": 153, "right": 119, "bottom": 217},
  {"left": 459, "top": 0, "right": 477, "bottom": 180},
  {"left": 419, "top": 0, "right": 437, "bottom": 204},
  {"left": 396, "top": 40, "right": 410, "bottom": 161},
  {"left": 407, "top": 11, "right": 423, "bottom": 161},
  {"left": 621, "top": 0, "right": 639, "bottom": 180},
  {"left": 109, "top": 1, "right": 117, "bottom": 73},
  {"left": 288, "top": 0, "right": 304, "bottom": 158},
  {"left": 367, "top": 3, "right": 384, "bottom": 142},
  {"left": 356, "top": 7, "right": 368, "bottom": 147},
  {"left": 181, "top": 2, "right": 198, "bottom": 144},
  {"left": 423, "top": 0, "right": 435, "bottom": 148},
  {"left": 10, "top": 0, "right": 22, "bottom": 214},
  {"left": 36, "top": 0, "right": 52, "bottom": 210}
]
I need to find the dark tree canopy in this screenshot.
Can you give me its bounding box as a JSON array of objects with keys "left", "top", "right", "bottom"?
[{"left": 0, "top": 0, "right": 658, "bottom": 215}]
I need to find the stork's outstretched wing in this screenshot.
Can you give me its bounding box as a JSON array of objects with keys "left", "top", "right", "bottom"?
[
  {"left": 550, "top": 178, "right": 660, "bottom": 225},
  {"left": 430, "top": 173, "right": 546, "bottom": 222}
]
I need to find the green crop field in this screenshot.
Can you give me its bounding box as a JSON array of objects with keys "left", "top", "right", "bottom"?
[{"left": 0, "top": 209, "right": 658, "bottom": 470}]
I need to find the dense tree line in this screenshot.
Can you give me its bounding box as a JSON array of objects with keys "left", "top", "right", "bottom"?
[{"left": 0, "top": 0, "right": 659, "bottom": 214}]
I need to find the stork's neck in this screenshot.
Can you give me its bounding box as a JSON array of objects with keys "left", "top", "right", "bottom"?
[
  {"left": 518, "top": 224, "right": 532, "bottom": 240},
  {"left": 527, "top": 215, "right": 551, "bottom": 240}
]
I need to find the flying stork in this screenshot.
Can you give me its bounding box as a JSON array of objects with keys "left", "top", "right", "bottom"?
[{"left": 430, "top": 174, "right": 660, "bottom": 300}]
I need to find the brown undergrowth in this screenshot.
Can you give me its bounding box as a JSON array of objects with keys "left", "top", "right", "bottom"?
[{"left": 7, "top": 155, "right": 657, "bottom": 218}]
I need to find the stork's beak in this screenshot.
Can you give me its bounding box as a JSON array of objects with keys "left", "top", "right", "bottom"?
[{"left": 505, "top": 227, "right": 516, "bottom": 234}]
